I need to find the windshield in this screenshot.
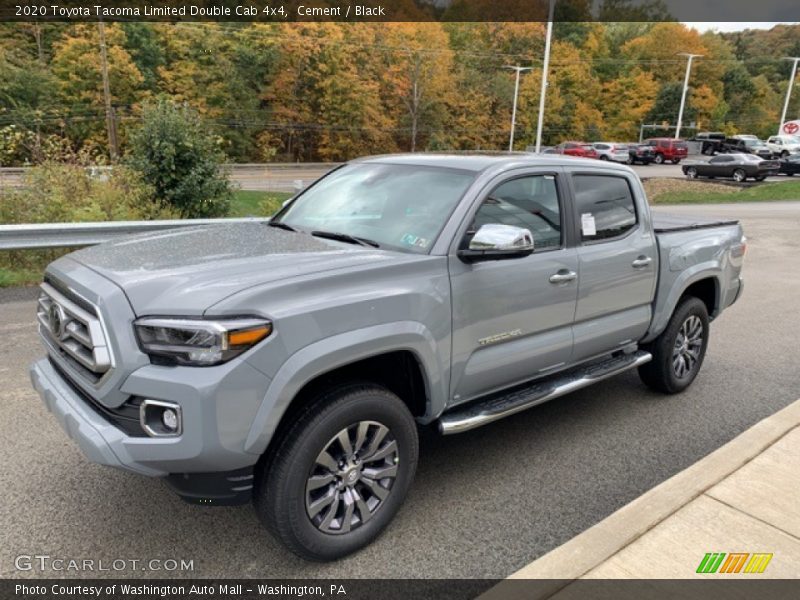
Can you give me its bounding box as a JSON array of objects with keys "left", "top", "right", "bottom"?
[{"left": 274, "top": 163, "right": 476, "bottom": 254}]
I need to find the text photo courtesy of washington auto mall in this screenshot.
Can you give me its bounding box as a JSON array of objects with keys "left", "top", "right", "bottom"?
[{"left": 1, "top": 0, "right": 800, "bottom": 598}]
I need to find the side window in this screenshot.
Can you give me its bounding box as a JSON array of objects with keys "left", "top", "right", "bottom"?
[
  {"left": 572, "top": 175, "right": 637, "bottom": 242},
  {"left": 471, "top": 175, "right": 562, "bottom": 252}
]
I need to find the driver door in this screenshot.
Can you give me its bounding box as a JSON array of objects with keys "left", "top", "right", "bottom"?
[{"left": 448, "top": 171, "right": 578, "bottom": 406}]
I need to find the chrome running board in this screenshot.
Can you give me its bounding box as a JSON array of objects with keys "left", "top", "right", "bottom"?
[{"left": 438, "top": 350, "right": 652, "bottom": 435}]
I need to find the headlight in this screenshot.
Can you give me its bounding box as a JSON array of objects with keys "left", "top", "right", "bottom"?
[{"left": 134, "top": 317, "right": 272, "bottom": 366}]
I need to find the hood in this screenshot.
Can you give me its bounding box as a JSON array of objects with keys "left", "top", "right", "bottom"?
[{"left": 67, "top": 223, "right": 404, "bottom": 314}]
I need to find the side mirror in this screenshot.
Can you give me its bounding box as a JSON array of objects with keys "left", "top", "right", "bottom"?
[{"left": 458, "top": 224, "right": 534, "bottom": 263}]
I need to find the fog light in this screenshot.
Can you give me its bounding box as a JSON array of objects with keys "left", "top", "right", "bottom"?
[
  {"left": 162, "top": 408, "right": 179, "bottom": 432},
  {"left": 140, "top": 399, "right": 182, "bottom": 437}
]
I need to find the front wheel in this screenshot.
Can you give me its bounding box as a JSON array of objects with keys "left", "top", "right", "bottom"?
[
  {"left": 733, "top": 169, "right": 746, "bottom": 182},
  {"left": 639, "top": 297, "right": 709, "bottom": 394},
  {"left": 255, "top": 384, "right": 418, "bottom": 561},
  {"left": 685, "top": 167, "right": 698, "bottom": 179}
]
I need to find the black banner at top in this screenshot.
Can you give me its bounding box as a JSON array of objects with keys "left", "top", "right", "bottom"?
[{"left": 0, "top": 0, "right": 798, "bottom": 22}]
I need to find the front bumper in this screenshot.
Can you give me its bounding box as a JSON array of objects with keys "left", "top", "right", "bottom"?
[{"left": 31, "top": 355, "right": 271, "bottom": 478}]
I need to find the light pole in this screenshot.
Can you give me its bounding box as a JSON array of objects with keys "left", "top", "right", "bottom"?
[
  {"left": 675, "top": 53, "right": 702, "bottom": 140},
  {"left": 505, "top": 65, "right": 532, "bottom": 151},
  {"left": 535, "top": 0, "right": 556, "bottom": 153},
  {"left": 778, "top": 57, "right": 800, "bottom": 136}
]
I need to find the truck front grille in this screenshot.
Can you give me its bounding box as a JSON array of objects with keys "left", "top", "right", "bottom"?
[{"left": 37, "top": 281, "right": 112, "bottom": 383}]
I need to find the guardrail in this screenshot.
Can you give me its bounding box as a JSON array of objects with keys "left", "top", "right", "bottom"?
[{"left": 0, "top": 217, "right": 269, "bottom": 250}]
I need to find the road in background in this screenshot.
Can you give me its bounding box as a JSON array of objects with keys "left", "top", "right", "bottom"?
[
  {"left": 1, "top": 202, "right": 799, "bottom": 579},
  {"left": 0, "top": 160, "right": 788, "bottom": 194}
]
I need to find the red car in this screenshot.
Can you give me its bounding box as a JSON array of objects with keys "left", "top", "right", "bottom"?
[
  {"left": 645, "top": 138, "right": 689, "bottom": 164},
  {"left": 553, "top": 141, "right": 599, "bottom": 159}
]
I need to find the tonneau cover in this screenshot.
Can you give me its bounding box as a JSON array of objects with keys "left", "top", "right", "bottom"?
[{"left": 652, "top": 213, "right": 739, "bottom": 234}]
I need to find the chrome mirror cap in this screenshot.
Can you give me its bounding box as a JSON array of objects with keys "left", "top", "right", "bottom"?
[
  {"left": 459, "top": 224, "right": 534, "bottom": 263},
  {"left": 469, "top": 224, "right": 534, "bottom": 252}
]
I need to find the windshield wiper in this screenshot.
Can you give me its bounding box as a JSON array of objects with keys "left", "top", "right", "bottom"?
[
  {"left": 267, "top": 220, "right": 297, "bottom": 232},
  {"left": 311, "top": 230, "right": 380, "bottom": 248}
]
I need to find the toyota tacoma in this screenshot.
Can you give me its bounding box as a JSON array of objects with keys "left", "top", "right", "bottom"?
[{"left": 30, "top": 154, "right": 745, "bottom": 560}]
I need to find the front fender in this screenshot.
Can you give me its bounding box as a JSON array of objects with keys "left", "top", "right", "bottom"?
[{"left": 243, "top": 321, "right": 447, "bottom": 456}]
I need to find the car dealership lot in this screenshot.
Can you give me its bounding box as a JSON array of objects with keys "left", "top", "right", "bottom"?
[{"left": 2, "top": 201, "right": 799, "bottom": 579}]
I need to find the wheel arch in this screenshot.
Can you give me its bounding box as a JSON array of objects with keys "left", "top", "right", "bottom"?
[
  {"left": 243, "top": 322, "right": 446, "bottom": 458},
  {"left": 644, "top": 271, "right": 721, "bottom": 343}
]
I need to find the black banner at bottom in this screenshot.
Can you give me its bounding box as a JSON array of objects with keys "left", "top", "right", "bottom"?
[{"left": 4, "top": 579, "right": 800, "bottom": 600}]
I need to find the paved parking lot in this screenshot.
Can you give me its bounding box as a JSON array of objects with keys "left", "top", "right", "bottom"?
[{"left": 1, "top": 202, "right": 799, "bottom": 579}]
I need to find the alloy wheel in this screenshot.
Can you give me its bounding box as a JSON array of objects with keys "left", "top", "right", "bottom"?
[
  {"left": 305, "top": 421, "right": 399, "bottom": 535},
  {"left": 672, "top": 315, "right": 703, "bottom": 379}
]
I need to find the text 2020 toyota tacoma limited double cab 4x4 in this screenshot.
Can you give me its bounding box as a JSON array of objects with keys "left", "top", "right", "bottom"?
[{"left": 30, "top": 154, "right": 745, "bottom": 560}]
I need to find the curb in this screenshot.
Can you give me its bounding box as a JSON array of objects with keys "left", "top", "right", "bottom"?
[{"left": 482, "top": 397, "right": 800, "bottom": 599}]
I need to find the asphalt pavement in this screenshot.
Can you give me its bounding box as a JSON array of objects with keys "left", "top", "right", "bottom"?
[{"left": 1, "top": 202, "right": 799, "bottom": 579}]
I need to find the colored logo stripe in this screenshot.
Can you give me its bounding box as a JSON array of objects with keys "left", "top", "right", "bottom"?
[
  {"left": 697, "top": 553, "right": 726, "bottom": 573},
  {"left": 744, "top": 553, "right": 773, "bottom": 574},
  {"left": 719, "top": 553, "right": 749, "bottom": 573},
  {"left": 696, "top": 552, "right": 773, "bottom": 574}
]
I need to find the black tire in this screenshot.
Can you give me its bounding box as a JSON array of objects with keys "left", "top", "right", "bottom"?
[
  {"left": 599, "top": 155, "right": 610, "bottom": 161},
  {"left": 685, "top": 167, "right": 698, "bottom": 179},
  {"left": 254, "top": 384, "right": 418, "bottom": 561},
  {"left": 781, "top": 150, "right": 789, "bottom": 158},
  {"left": 626, "top": 156, "right": 635, "bottom": 165},
  {"left": 671, "top": 159, "right": 681, "bottom": 165},
  {"left": 654, "top": 153, "right": 665, "bottom": 164},
  {"left": 732, "top": 169, "right": 746, "bottom": 183},
  {"left": 755, "top": 174, "right": 767, "bottom": 182},
  {"left": 639, "top": 297, "right": 709, "bottom": 394}
]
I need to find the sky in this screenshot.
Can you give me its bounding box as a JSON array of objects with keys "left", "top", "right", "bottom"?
[{"left": 682, "top": 22, "right": 795, "bottom": 33}]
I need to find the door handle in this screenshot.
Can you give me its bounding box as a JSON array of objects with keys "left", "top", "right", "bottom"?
[
  {"left": 632, "top": 256, "right": 653, "bottom": 269},
  {"left": 549, "top": 270, "right": 577, "bottom": 284}
]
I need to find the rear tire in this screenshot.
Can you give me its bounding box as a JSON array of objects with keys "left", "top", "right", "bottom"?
[
  {"left": 639, "top": 297, "right": 709, "bottom": 394},
  {"left": 654, "top": 153, "right": 665, "bottom": 164},
  {"left": 254, "top": 384, "right": 418, "bottom": 561},
  {"left": 671, "top": 159, "right": 681, "bottom": 165},
  {"left": 733, "top": 169, "right": 746, "bottom": 182}
]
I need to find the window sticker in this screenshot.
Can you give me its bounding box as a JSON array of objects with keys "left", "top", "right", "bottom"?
[
  {"left": 401, "top": 233, "right": 429, "bottom": 248},
  {"left": 581, "top": 213, "right": 596, "bottom": 237}
]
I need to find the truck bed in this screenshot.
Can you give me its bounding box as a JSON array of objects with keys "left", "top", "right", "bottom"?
[{"left": 652, "top": 213, "right": 739, "bottom": 234}]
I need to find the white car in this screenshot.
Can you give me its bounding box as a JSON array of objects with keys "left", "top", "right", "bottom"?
[
  {"left": 592, "top": 142, "right": 630, "bottom": 162},
  {"left": 766, "top": 135, "right": 800, "bottom": 157}
]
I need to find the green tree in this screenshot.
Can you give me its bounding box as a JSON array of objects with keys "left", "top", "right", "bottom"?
[{"left": 127, "top": 99, "right": 231, "bottom": 218}]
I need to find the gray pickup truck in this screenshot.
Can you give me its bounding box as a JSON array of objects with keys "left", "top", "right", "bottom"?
[{"left": 30, "top": 154, "right": 745, "bottom": 561}]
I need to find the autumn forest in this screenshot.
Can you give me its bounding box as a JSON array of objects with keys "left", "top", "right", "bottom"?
[{"left": 1, "top": 21, "right": 800, "bottom": 164}]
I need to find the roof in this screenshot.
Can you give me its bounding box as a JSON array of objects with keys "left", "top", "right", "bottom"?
[{"left": 352, "top": 152, "right": 632, "bottom": 174}]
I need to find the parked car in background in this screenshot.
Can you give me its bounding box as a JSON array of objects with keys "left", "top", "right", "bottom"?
[
  {"left": 766, "top": 135, "right": 800, "bottom": 157},
  {"left": 553, "top": 142, "right": 598, "bottom": 158},
  {"left": 778, "top": 153, "right": 800, "bottom": 175},
  {"left": 722, "top": 137, "right": 774, "bottom": 159},
  {"left": 683, "top": 153, "right": 779, "bottom": 182},
  {"left": 592, "top": 142, "right": 629, "bottom": 162},
  {"left": 627, "top": 144, "right": 655, "bottom": 165},
  {"left": 693, "top": 132, "right": 726, "bottom": 155},
  {"left": 645, "top": 138, "right": 688, "bottom": 164}
]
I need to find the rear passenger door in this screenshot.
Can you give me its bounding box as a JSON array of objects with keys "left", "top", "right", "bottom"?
[{"left": 567, "top": 172, "right": 658, "bottom": 362}]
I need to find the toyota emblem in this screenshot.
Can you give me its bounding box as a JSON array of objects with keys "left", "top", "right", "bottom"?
[{"left": 48, "top": 303, "right": 67, "bottom": 339}]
